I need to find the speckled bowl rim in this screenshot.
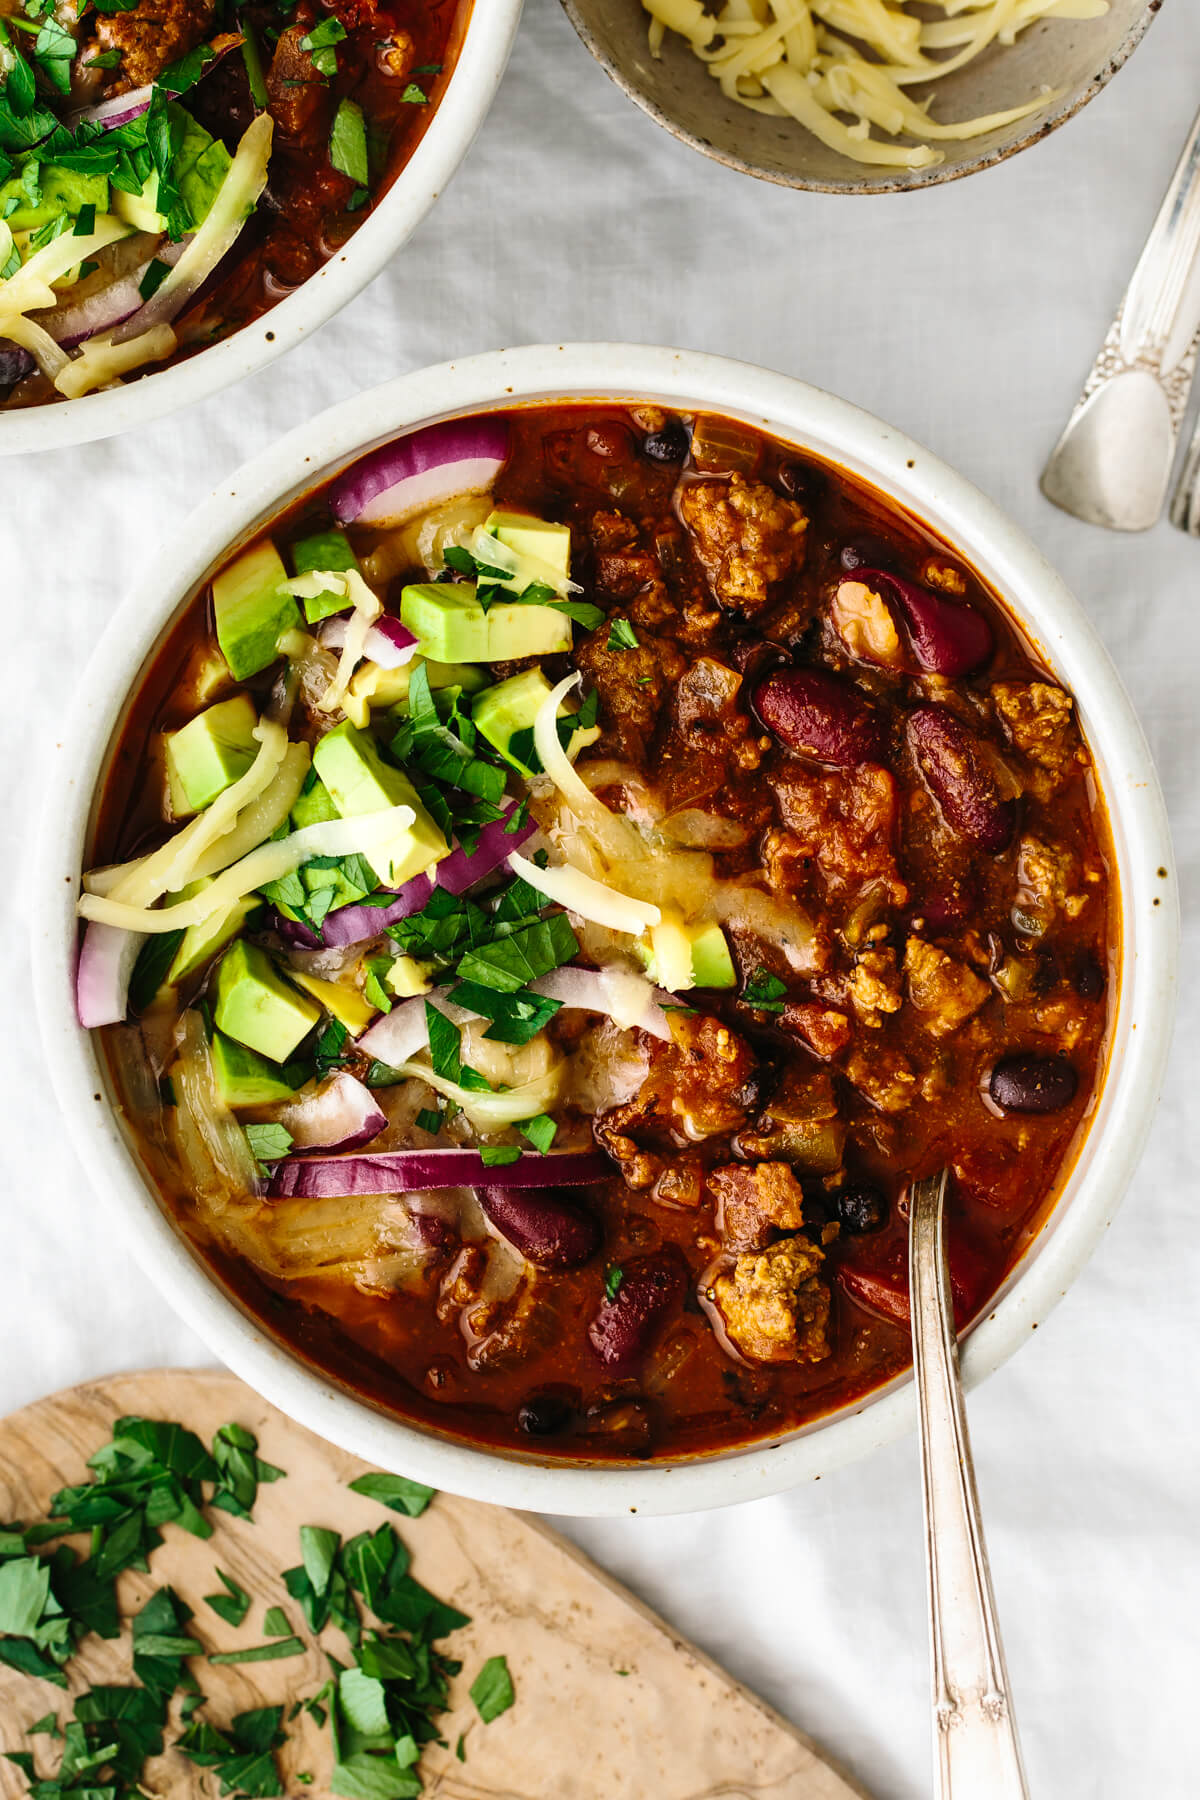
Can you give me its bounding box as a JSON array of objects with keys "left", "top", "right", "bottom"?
[
  {"left": 0, "top": 0, "right": 524, "bottom": 456},
  {"left": 558, "top": 0, "right": 1163, "bottom": 195},
  {"left": 32, "top": 344, "right": 1178, "bottom": 1516}
]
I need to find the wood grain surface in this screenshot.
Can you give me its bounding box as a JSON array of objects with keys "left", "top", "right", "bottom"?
[{"left": 0, "top": 1369, "right": 871, "bottom": 1799}]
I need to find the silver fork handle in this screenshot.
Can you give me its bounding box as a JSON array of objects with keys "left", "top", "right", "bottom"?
[{"left": 909, "top": 1172, "right": 1030, "bottom": 1800}]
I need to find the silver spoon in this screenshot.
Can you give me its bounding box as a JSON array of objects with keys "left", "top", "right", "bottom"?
[
  {"left": 909, "top": 1170, "right": 1031, "bottom": 1799},
  {"left": 1040, "top": 105, "right": 1200, "bottom": 533}
]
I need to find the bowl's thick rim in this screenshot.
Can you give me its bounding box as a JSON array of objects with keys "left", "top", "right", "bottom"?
[
  {"left": 32, "top": 344, "right": 1179, "bottom": 1516},
  {"left": 558, "top": 0, "right": 1161, "bottom": 195},
  {"left": 0, "top": 0, "right": 525, "bottom": 457}
]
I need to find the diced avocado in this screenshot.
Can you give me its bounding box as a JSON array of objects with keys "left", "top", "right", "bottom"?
[
  {"left": 484, "top": 601, "right": 573, "bottom": 660},
  {"left": 212, "top": 539, "right": 301, "bottom": 681},
  {"left": 0, "top": 165, "right": 110, "bottom": 233},
  {"left": 290, "top": 528, "right": 360, "bottom": 625},
  {"left": 689, "top": 922, "right": 737, "bottom": 990},
  {"left": 427, "top": 659, "right": 491, "bottom": 695},
  {"left": 386, "top": 955, "right": 432, "bottom": 998},
  {"left": 472, "top": 667, "right": 589, "bottom": 777},
  {"left": 635, "top": 920, "right": 737, "bottom": 992},
  {"left": 212, "top": 1031, "right": 304, "bottom": 1108},
  {"left": 167, "top": 893, "right": 257, "bottom": 986},
  {"left": 289, "top": 970, "right": 377, "bottom": 1036},
  {"left": 485, "top": 509, "right": 572, "bottom": 587},
  {"left": 214, "top": 939, "right": 321, "bottom": 1063},
  {"left": 113, "top": 108, "right": 231, "bottom": 234},
  {"left": 291, "top": 774, "right": 340, "bottom": 831},
  {"left": 400, "top": 582, "right": 489, "bottom": 663},
  {"left": 164, "top": 693, "right": 259, "bottom": 818},
  {"left": 312, "top": 720, "right": 448, "bottom": 889}
]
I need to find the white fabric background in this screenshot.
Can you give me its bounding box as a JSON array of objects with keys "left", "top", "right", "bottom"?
[{"left": 3, "top": 3, "right": 1198, "bottom": 1794}]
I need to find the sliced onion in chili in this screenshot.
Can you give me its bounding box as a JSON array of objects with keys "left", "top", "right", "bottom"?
[
  {"left": 330, "top": 416, "right": 510, "bottom": 527},
  {"left": 273, "top": 1071, "right": 386, "bottom": 1151},
  {"left": 435, "top": 803, "right": 536, "bottom": 894},
  {"left": 76, "top": 920, "right": 143, "bottom": 1028},
  {"left": 268, "top": 1145, "right": 613, "bottom": 1200}
]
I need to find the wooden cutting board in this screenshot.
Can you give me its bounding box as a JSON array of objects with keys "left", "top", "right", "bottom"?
[{"left": 0, "top": 1369, "right": 870, "bottom": 1799}]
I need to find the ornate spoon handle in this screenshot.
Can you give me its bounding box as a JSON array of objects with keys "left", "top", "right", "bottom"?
[{"left": 909, "top": 1171, "right": 1031, "bottom": 1800}]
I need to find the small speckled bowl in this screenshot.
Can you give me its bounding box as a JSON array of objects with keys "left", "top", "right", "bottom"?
[{"left": 560, "top": 0, "right": 1160, "bottom": 193}]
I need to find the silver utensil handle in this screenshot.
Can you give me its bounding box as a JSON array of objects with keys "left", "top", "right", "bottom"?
[
  {"left": 1121, "top": 106, "right": 1200, "bottom": 372},
  {"left": 909, "top": 1173, "right": 1030, "bottom": 1800}
]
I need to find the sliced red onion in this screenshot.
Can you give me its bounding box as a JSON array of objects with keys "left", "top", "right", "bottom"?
[
  {"left": 330, "top": 417, "right": 510, "bottom": 527},
  {"left": 273, "top": 1071, "right": 386, "bottom": 1151},
  {"left": 268, "top": 1146, "right": 612, "bottom": 1200},
  {"left": 320, "top": 613, "right": 419, "bottom": 670},
  {"left": 437, "top": 805, "right": 535, "bottom": 895},
  {"left": 43, "top": 242, "right": 186, "bottom": 349},
  {"left": 76, "top": 921, "right": 143, "bottom": 1028},
  {"left": 77, "top": 83, "right": 155, "bottom": 129},
  {"left": 319, "top": 872, "right": 435, "bottom": 949},
  {"left": 265, "top": 910, "right": 321, "bottom": 950}
]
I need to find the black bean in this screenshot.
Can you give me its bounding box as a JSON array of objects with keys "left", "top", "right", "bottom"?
[
  {"left": 835, "top": 1184, "right": 888, "bottom": 1234},
  {"left": 1075, "top": 953, "right": 1106, "bottom": 1002},
  {"left": 777, "top": 460, "right": 821, "bottom": 504},
  {"left": 989, "top": 1054, "right": 1078, "bottom": 1115},
  {"left": 642, "top": 419, "right": 690, "bottom": 465},
  {"left": 517, "top": 1393, "right": 573, "bottom": 1437}
]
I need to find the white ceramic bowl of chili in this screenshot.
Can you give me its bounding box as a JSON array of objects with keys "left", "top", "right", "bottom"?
[
  {"left": 0, "top": 1, "right": 524, "bottom": 456},
  {"left": 32, "top": 344, "right": 1178, "bottom": 1516}
]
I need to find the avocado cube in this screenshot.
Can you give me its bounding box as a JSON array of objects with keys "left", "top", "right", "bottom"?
[
  {"left": 167, "top": 893, "right": 257, "bottom": 987},
  {"left": 0, "top": 165, "right": 110, "bottom": 233},
  {"left": 690, "top": 922, "right": 737, "bottom": 990},
  {"left": 289, "top": 970, "right": 377, "bottom": 1036},
  {"left": 211, "top": 1031, "right": 305, "bottom": 1108},
  {"left": 291, "top": 775, "right": 340, "bottom": 831},
  {"left": 485, "top": 509, "right": 572, "bottom": 588},
  {"left": 400, "top": 583, "right": 489, "bottom": 663},
  {"left": 214, "top": 939, "right": 321, "bottom": 1063},
  {"left": 472, "top": 668, "right": 556, "bottom": 777},
  {"left": 164, "top": 693, "right": 259, "bottom": 817},
  {"left": 212, "top": 539, "right": 301, "bottom": 681},
  {"left": 312, "top": 720, "right": 448, "bottom": 889},
  {"left": 291, "top": 527, "right": 360, "bottom": 625},
  {"left": 485, "top": 601, "right": 573, "bottom": 661}
]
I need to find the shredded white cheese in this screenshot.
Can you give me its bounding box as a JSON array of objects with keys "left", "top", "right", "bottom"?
[
  {"left": 642, "top": 0, "right": 1097, "bottom": 167},
  {"left": 54, "top": 324, "right": 178, "bottom": 399},
  {"left": 533, "top": 674, "right": 644, "bottom": 865},
  {"left": 79, "top": 803, "right": 417, "bottom": 934},
  {"left": 507, "top": 849, "right": 662, "bottom": 937}
]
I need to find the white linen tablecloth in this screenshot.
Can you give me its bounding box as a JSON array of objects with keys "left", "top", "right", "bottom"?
[{"left": 4, "top": 4, "right": 1198, "bottom": 1794}]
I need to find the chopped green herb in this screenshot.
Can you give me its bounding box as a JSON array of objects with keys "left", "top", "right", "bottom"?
[
  {"left": 241, "top": 22, "right": 269, "bottom": 110},
  {"left": 605, "top": 1266, "right": 624, "bottom": 1301},
  {"left": 400, "top": 82, "right": 427, "bottom": 104},
  {"left": 479, "top": 1145, "right": 521, "bottom": 1168},
  {"left": 742, "top": 967, "right": 788, "bottom": 1014},
  {"left": 72, "top": 201, "right": 95, "bottom": 235},
  {"left": 314, "top": 1015, "right": 351, "bottom": 1073},
  {"left": 606, "top": 618, "right": 639, "bottom": 651},
  {"left": 469, "top": 1654, "right": 515, "bottom": 1723},
  {"left": 178, "top": 1702, "right": 286, "bottom": 1797},
  {"left": 205, "top": 1568, "right": 252, "bottom": 1629},
  {"left": 155, "top": 39, "right": 215, "bottom": 92},
  {"left": 329, "top": 96, "right": 368, "bottom": 186},
  {"left": 244, "top": 1121, "right": 293, "bottom": 1166},
  {"left": 425, "top": 1000, "right": 463, "bottom": 1082},
  {"left": 414, "top": 1107, "right": 440, "bottom": 1135},
  {"left": 138, "top": 256, "right": 170, "bottom": 300},
  {"left": 300, "top": 15, "right": 346, "bottom": 76},
  {"left": 346, "top": 1473, "right": 436, "bottom": 1519},
  {"left": 518, "top": 1113, "right": 558, "bottom": 1155},
  {"left": 210, "top": 1422, "right": 286, "bottom": 1520},
  {"left": 263, "top": 1606, "right": 292, "bottom": 1637},
  {"left": 208, "top": 1635, "right": 307, "bottom": 1666},
  {"left": 455, "top": 911, "right": 579, "bottom": 996},
  {"left": 455, "top": 1732, "right": 466, "bottom": 1760}
]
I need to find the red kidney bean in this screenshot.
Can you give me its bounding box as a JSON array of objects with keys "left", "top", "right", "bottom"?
[
  {"left": 478, "top": 1187, "right": 601, "bottom": 1270},
  {"left": 855, "top": 568, "right": 994, "bottom": 677},
  {"left": 989, "top": 1054, "right": 1078, "bottom": 1114},
  {"left": 588, "top": 1249, "right": 688, "bottom": 1377},
  {"left": 753, "top": 666, "right": 884, "bottom": 767},
  {"left": 907, "top": 705, "right": 1015, "bottom": 853}
]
